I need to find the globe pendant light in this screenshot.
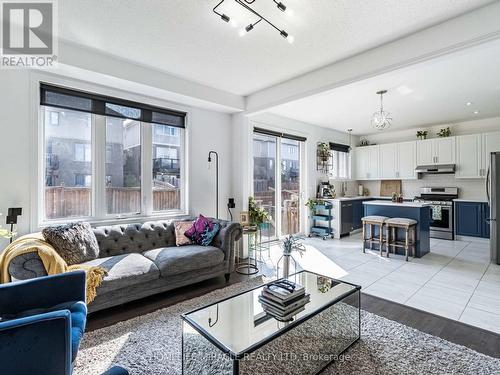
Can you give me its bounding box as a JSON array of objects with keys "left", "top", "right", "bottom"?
[{"left": 371, "top": 90, "right": 392, "bottom": 131}]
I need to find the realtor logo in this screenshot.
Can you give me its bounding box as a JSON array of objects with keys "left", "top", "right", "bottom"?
[{"left": 1, "top": 0, "right": 57, "bottom": 68}]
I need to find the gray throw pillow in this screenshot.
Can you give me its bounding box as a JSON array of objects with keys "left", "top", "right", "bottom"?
[{"left": 42, "top": 222, "right": 99, "bottom": 265}]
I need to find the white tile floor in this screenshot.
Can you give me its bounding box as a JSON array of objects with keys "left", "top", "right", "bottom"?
[{"left": 262, "top": 234, "right": 500, "bottom": 334}]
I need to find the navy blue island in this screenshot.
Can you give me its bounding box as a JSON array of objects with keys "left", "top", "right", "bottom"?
[{"left": 362, "top": 200, "right": 431, "bottom": 257}]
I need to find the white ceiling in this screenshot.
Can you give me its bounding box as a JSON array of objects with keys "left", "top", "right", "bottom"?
[
  {"left": 59, "top": 0, "right": 494, "bottom": 96},
  {"left": 268, "top": 38, "right": 500, "bottom": 135}
]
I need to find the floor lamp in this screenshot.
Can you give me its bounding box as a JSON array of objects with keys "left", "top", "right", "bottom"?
[{"left": 208, "top": 151, "right": 219, "bottom": 219}]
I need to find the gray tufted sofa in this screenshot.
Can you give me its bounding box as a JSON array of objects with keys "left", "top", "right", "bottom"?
[{"left": 7, "top": 218, "right": 242, "bottom": 312}]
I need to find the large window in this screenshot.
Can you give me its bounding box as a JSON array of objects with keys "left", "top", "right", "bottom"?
[
  {"left": 40, "top": 84, "right": 186, "bottom": 223},
  {"left": 330, "top": 143, "right": 351, "bottom": 180}
]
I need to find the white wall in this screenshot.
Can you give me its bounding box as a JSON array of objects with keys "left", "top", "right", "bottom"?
[
  {"left": 358, "top": 117, "right": 499, "bottom": 201},
  {"left": 0, "top": 69, "right": 234, "bottom": 249}
]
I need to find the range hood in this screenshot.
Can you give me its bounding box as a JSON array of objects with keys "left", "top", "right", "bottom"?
[{"left": 415, "top": 164, "right": 456, "bottom": 174}]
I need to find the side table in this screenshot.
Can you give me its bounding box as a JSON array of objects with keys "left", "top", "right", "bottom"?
[{"left": 236, "top": 226, "right": 259, "bottom": 275}]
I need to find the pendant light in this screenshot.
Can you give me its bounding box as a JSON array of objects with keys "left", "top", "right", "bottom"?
[{"left": 371, "top": 90, "right": 392, "bottom": 131}]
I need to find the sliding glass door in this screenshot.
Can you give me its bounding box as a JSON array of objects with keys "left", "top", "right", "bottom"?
[{"left": 253, "top": 132, "right": 303, "bottom": 238}]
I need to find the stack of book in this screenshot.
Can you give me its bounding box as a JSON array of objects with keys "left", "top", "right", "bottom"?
[{"left": 259, "top": 280, "right": 310, "bottom": 321}]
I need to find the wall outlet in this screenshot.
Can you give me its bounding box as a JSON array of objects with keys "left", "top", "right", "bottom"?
[{"left": 228, "top": 198, "right": 235, "bottom": 208}]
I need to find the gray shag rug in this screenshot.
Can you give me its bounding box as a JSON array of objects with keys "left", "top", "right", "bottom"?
[{"left": 74, "top": 277, "right": 500, "bottom": 375}]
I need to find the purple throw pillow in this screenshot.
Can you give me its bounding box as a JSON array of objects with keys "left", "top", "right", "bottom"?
[{"left": 185, "top": 215, "right": 220, "bottom": 246}]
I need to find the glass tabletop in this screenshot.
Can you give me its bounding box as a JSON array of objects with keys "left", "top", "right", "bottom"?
[{"left": 182, "top": 271, "right": 360, "bottom": 357}]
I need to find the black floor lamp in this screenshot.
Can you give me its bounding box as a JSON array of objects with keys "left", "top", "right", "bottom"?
[{"left": 208, "top": 151, "right": 219, "bottom": 219}]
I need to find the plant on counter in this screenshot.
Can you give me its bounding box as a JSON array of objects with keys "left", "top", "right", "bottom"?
[
  {"left": 248, "top": 196, "right": 269, "bottom": 226},
  {"left": 437, "top": 127, "right": 451, "bottom": 137},
  {"left": 317, "top": 142, "right": 332, "bottom": 161},
  {"left": 416, "top": 130, "right": 428, "bottom": 140}
]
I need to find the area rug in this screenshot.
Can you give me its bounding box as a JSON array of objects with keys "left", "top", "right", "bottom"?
[{"left": 74, "top": 277, "right": 500, "bottom": 375}]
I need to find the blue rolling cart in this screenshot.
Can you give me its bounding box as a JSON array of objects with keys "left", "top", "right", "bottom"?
[{"left": 309, "top": 201, "right": 334, "bottom": 240}]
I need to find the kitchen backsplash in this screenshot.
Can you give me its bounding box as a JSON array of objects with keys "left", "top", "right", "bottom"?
[{"left": 361, "top": 175, "right": 487, "bottom": 200}]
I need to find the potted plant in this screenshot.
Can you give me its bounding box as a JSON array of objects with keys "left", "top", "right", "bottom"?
[
  {"left": 416, "top": 130, "right": 428, "bottom": 140},
  {"left": 248, "top": 197, "right": 269, "bottom": 227},
  {"left": 437, "top": 127, "right": 451, "bottom": 137},
  {"left": 317, "top": 142, "right": 332, "bottom": 161},
  {"left": 305, "top": 198, "right": 321, "bottom": 212},
  {"left": 280, "top": 235, "right": 306, "bottom": 278}
]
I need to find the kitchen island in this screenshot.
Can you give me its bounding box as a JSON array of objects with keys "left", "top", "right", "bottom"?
[{"left": 363, "top": 200, "right": 431, "bottom": 257}]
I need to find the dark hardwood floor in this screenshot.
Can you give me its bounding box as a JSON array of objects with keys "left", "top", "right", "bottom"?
[{"left": 87, "top": 272, "right": 500, "bottom": 359}]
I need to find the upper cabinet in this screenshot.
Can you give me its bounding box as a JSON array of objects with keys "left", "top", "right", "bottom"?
[
  {"left": 455, "top": 131, "right": 500, "bottom": 179},
  {"left": 354, "top": 145, "right": 379, "bottom": 180},
  {"left": 456, "top": 134, "right": 482, "bottom": 178},
  {"left": 379, "top": 141, "right": 416, "bottom": 179},
  {"left": 416, "top": 137, "right": 455, "bottom": 166},
  {"left": 483, "top": 131, "right": 500, "bottom": 173}
]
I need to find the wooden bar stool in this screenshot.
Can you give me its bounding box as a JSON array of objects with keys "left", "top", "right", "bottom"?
[
  {"left": 361, "top": 216, "right": 388, "bottom": 256},
  {"left": 385, "top": 218, "right": 418, "bottom": 261}
]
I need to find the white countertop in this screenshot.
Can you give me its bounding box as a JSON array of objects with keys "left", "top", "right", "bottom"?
[
  {"left": 363, "top": 200, "right": 430, "bottom": 208},
  {"left": 453, "top": 198, "right": 488, "bottom": 203},
  {"left": 322, "top": 196, "right": 412, "bottom": 202}
]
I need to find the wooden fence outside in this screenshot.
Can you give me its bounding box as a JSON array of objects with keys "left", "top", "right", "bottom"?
[{"left": 44, "top": 186, "right": 180, "bottom": 219}]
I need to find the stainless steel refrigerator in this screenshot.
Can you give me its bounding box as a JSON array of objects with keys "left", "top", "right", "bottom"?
[{"left": 488, "top": 152, "right": 500, "bottom": 264}]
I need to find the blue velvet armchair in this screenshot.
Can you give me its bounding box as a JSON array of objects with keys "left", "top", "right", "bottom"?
[{"left": 0, "top": 271, "right": 128, "bottom": 375}]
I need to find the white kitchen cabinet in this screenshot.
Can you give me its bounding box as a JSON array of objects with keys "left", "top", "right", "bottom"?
[
  {"left": 397, "top": 141, "right": 417, "bottom": 179},
  {"left": 456, "top": 134, "right": 482, "bottom": 178},
  {"left": 354, "top": 145, "right": 379, "bottom": 180},
  {"left": 416, "top": 139, "right": 434, "bottom": 165},
  {"left": 482, "top": 131, "right": 500, "bottom": 175},
  {"left": 379, "top": 141, "right": 416, "bottom": 179},
  {"left": 379, "top": 143, "right": 397, "bottom": 179},
  {"left": 416, "top": 137, "right": 455, "bottom": 165}
]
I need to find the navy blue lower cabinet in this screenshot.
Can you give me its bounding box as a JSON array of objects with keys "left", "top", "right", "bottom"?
[
  {"left": 352, "top": 201, "right": 363, "bottom": 230},
  {"left": 455, "top": 202, "right": 489, "bottom": 238}
]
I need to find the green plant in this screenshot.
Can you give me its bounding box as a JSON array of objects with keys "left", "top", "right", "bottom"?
[
  {"left": 437, "top": 127, "right": 451, "bottom": 137},
  {"left": 0, "top": 214, "right": 15, "bottom": 239},
  {"left": 248, "top": 197, "right": 269, "bottom": 225},
  {"left": 305, "top": 198, "right": 321, "bottom": 211},
  {"left": 281, "top": 235, "right": 306, "bottom": 256},
  {"left": 416, "top": 130, "right": 428, "bottom": 139},
  {"left": 317, "top": 142, "right": 332, "bottom": 160}
]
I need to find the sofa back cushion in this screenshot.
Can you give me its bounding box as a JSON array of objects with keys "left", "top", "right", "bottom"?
[{"left": 93, "top": 221, "right": 176, "bottom": 257}]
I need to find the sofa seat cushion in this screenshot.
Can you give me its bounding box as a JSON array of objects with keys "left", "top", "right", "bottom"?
[
  {"left": 142, "top": 245, "right": 224, "bottom": 277},
  {"left": 82, "top": 254, "right": 160, "bottom": 294}
]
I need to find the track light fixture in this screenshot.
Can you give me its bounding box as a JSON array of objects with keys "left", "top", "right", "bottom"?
[
  {"left": 274, "top": 1, "right": 286, "bottom": 11},
  {"left": 213, "top": 0, "right": 293, "bottom": 42}
]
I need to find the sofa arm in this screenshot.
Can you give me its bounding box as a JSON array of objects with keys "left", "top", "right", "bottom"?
[
  {"left": 0, "top": 310, "right": 72, "bottom": 375},
  {"left": 8, "top": 251, "right": 48, "bottom": 280},
  {"left": 213, "top": 222, "right": 242, "bottom": 270},
  {"left": 0, "top": 271, "right": 86, "bottom": 315}
]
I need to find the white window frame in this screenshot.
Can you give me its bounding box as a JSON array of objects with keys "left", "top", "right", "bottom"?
[
  {"left": 330, "top": 150, "right": 352, "bottom": 180},
  {"left": 31, "top": 73, "right": 190, "bottom": 230}
]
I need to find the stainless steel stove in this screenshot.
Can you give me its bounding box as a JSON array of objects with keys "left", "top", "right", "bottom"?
[{"left": 413, "top": 187, "right": 459, "bottom": 240}]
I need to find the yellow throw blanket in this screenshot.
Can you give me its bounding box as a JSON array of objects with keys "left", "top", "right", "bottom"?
[{"left": 0, "top": 236, "right": 107, "bottom": 304}]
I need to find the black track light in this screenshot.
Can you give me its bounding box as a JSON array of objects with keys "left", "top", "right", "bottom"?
[
  {"left": 280, "top": 30, "right": 289, "bottom": 39},
  {"left": 277, "top": 2, "right": 286, "bottom": 12},
  {"left": 221, "top": 14, "right": 230, "bottom": 22},
  {"left": 245, "top": 23, "right": 254, "bottom": 32}
]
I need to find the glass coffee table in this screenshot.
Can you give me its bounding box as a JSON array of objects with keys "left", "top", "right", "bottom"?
[{"left": 181, "top": 271, "right": 361, "bottom": 374}]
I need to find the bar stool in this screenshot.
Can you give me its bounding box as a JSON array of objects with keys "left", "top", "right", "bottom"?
[
  {"left": 385, "top": 218, "right": 418, "bottom": 261},
  {"left": 361, "top": 216, "right": 389, "bottom": 256}
]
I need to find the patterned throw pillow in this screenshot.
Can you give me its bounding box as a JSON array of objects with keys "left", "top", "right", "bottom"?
[
  {"left": 185, "top": 215, "right": 221, "bottom": 246},
  {"left": 42, "top": 222, "right": 99, "bottom": 265},
  {"left": 174, "top": 221, "right": 194, "bottom": 246}
]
